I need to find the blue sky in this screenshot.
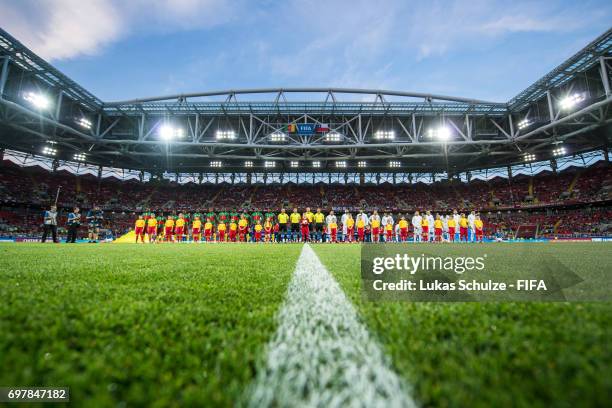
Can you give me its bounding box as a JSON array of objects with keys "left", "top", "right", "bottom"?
[{"left": 1, "top": 0, "right": 610, "bottom": 102}]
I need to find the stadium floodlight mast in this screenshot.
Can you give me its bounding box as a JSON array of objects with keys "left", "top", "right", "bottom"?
[
  {"left": 216, "top": 130, "right": 236, "bottom": 140},
  {"left": 76, "top": 117, "right": 92, "bottom": 130},
  {"left": 374, "top": 130, "right": 395, "bottom": 140},
  {"left": 325, "top": 132, "right": 342, "bottom": 142},
  {"left": 42, "top": 146, "right": 57, "bottom": 156},
  {"left": 389, "top": 160, "right": 401, "bottom": 168},
  {"left": 270, "top": 131, "right": 286, "bottom": 142},
  {"left": 553, "top": 146, "right": 567, "bottom": 156},
  {"left": 524, "top": 153, "right": 536, "bottom": 162},
  {"left": 427, "top": 126, "right": 452, "bottom": 141},
  {"left": 559, "top": 93, "right": 585, "bottom": 110},
  {"left": 159, "top": 124, "right": 184, "bottom": 140},
  {"left": 357, "top": 161, "right": 367, "bottom": 168},
  {"left": 244, "top": 160, "right": 254, "bottom": 168},
  {"left": 210, "top": 160, "right": 222, "bottom": 168},
  {"left": 290, "top": 161, "right": 299, "bottom": 168},
  {"left": 23, "top": 91, "right": 50, "bottom": 110}
]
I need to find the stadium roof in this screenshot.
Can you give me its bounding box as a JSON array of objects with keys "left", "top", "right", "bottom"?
[{"left": 0, "top": 27, "right": 611, "bottom": 175}]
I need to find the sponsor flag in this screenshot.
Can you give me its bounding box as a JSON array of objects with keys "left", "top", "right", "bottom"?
[{"left": 286, "top": 124, "right": 297, "bottom": 133}]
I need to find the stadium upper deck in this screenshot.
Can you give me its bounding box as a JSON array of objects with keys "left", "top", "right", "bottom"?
[{"left": 0, "top": 27, "right": 611, "bottom": 175}]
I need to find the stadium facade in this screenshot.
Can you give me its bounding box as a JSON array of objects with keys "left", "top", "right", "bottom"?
[{"left": 0, "top": 27, "right": 611, "bottom": 184}]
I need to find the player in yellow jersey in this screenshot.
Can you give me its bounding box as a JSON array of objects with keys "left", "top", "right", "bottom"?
[
  {"left": 164, "top": 216, "right": 175, "bottom": 242},
  {"left": 434, "top": 214, "right": 443, "bottom": 243},
  {"left": 370, "top": 211, "right": 381, "bottom": 243},
  {"left": 290, "top": 208, "right": 301, "bottom": 242},
  {"left": 134, "top": 216, "right": 145, "bottom": 243},
  {"left": 313, "top": 208, "right": 325, "bottom": 242},
  {"left": 278, "top": 209, "right": 289, "bottom": 242},
  {"left": 146, "top": 216, "right": 157, "bottom": 243},
  {"left": 192, "top": 216, "right": 202, "bottom": 243}
]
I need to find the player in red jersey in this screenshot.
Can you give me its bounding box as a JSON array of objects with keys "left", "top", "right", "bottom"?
[{"left": 300, "top": 216, "right": 310, "bottom": 242}]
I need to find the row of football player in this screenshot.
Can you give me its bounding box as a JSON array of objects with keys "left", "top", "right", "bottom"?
[{"left": 133, "top": 209, "right": 485, "bottom": 243}]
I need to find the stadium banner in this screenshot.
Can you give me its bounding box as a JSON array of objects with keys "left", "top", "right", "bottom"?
[
  {"left": 360, "top": 244, "right": 611, "bottom": 302},
  {"left": 285, "top": 123, "right": 328, "bottom": 134}
]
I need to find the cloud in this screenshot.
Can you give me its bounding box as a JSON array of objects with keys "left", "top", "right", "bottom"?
[{"left": 0, "top": 0, "right": 239, "bottom": 60}]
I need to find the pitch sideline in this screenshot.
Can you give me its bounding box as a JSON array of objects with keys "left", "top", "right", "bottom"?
[{"left": 247, "top": 243, "right": 417, "bottom": 407}]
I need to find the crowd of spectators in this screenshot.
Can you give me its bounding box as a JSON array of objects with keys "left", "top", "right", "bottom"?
[{"left": 0, "top": 160, "right": 609, "bottom": 239}]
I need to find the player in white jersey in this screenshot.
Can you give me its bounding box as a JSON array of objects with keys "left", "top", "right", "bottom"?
[
  {"left": 340, "top": 209, "right": 350, "bottom": 240},
  {"left": 426, "top": 211, "right": 435, "bottom": 242},
  {"left": 452, "top": 210, "right": 460, "bottom": 241},
  {"left": 412, "top": 211, "right": 423, "bottom": 242},
  {"left": 442, "top": 215, "right": 449, "bottom": 242},
  {"left": 381, "top": 212, "right": 394, "bottom": 242},
  {"left": 468, "top": 210, "right": 476, "bottom": 242}
]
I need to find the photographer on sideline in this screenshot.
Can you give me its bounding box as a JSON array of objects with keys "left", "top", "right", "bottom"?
[
  {"left": 41, "top": 205, "right": 58, "bottom": 243},
  {"left": 66, "top": 207, "right": 81, "bottom": 243}
]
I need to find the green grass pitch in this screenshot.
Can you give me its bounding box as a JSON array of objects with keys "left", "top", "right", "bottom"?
[{"left": 0, "top": 242, "right": 610, "bottom": 406}]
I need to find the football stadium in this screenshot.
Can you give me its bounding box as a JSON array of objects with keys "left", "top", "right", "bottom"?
[{"left": 0, "top": 7, "right": 611, "bottom": 407}]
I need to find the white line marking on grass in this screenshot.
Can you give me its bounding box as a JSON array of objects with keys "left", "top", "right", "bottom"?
[{"left": 248, "top": 243, "right": 417, "bottom": 408}]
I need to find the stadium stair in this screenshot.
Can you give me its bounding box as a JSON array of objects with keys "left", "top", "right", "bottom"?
[
  {"left": 567, "top": 172, "right": 581, "bottom": 195},
  {"left": 553, "top": 218, "right": 563, "bottom": 234}
]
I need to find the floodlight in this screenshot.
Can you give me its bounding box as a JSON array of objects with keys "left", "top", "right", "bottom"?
[
  {"left": 73, "top": 153, "right": 87, "bottom": 161},
  {"left": 312, "top": 161, "right": 321, "bottom": 168},
  {"left": 552, "top": 146, "right": 566, "bottom": 157},
  {"left": 264, "top": 161, "right": 276, "bottom": 168},
  {"left": 517, "top": 118, "right": 531, "bottom": 130},
  {"left": 559, "top": 93, "right": 584, "bottom": 110},
  {"left": 77, "top": 117, "right": 92, "bottom": 129},
  {"left": 336, "top": 161, "right": 347, "bottom": 168},
  {"left": 325, "top": 132, "right": 342, "bottom": 142},
  {"left": 216, "top": 130, "right": 236, "bottom": 140},
  {"left": 389, "top": 160, "right": 401, "bottom": 168},
  {"left": 210, "top": 160, "right": 223, "bottom": 168},
  {"left": 428, "top": 126, "right": 451, "bottom": 140},
  {"left": 290, "top": 161, "right": 299, "bottom": 168},
  {"left": 159, "top": 125, "right": 184, "bottom": 140},
  {"left": 523, "top": 153, "right": 536, "bottom": 162},
  {"left": 357, "top": 161, "right": 367, "bottom": 168},
  {"left": 244, "top": 160, "right": 253, "bottom": 168},
  {"left": 42, "top": 146, "right": 57, "bottom": 156},
  {"left": 374, "top": 130, "right": 395, "bottom": 140},
  {"left": 270, "top": 132, "right": 286, "bottom": 142},
  {"left": 23, "top": 91, "right": 50, "bottom": 110}
]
